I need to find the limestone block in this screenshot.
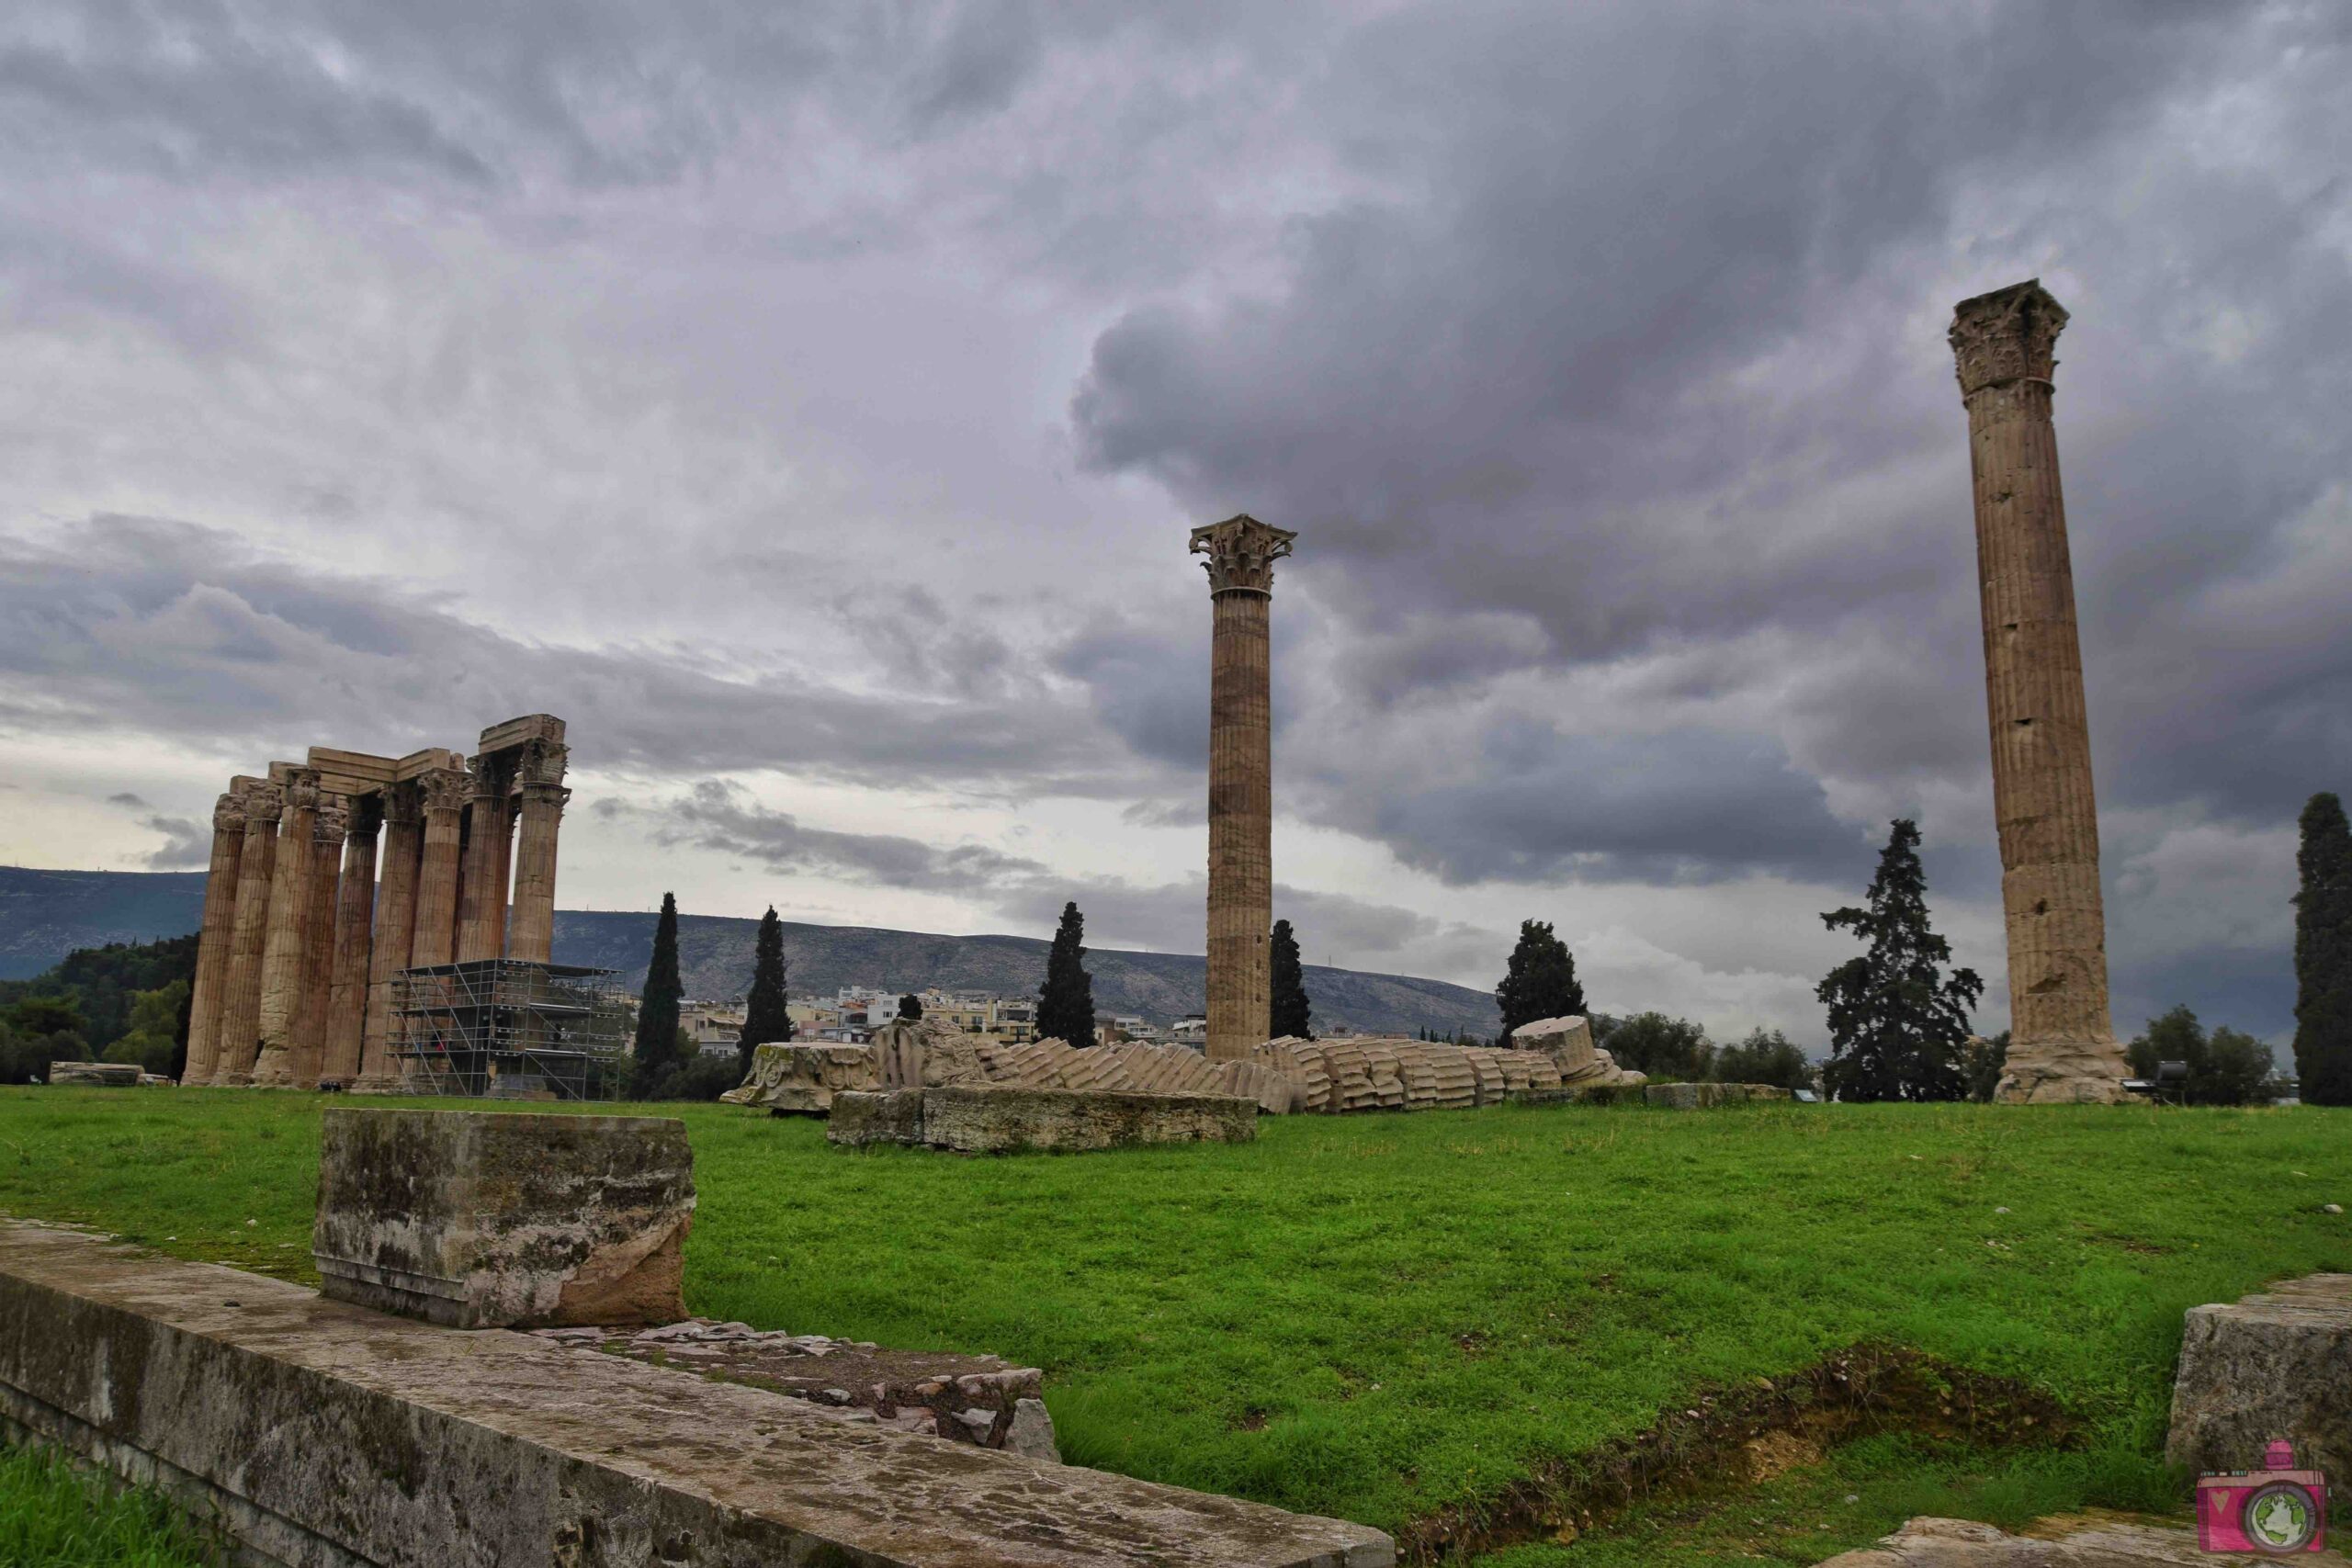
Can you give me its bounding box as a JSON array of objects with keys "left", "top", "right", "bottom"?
[
  {"left": 1254, "top": 1040, "right": 1330, "bottom": 1111},
  {"left": 46, "top": 1061, "right": 141, "bottom": 1087},
  {"left": 1358, "top": 1043, "right": 1409, "bottom": 1109},
  {"left": 920, "top": 1085, "right": 1256, "bottom": 1154},
  {"left": 828, "top": 1089, "right": 928, "bottom": 1147},
  {"left": 2167, "top": 1273, "right": 2352, "bottom": 1483},
  {"left": 1645, "top": 1082, "right": 1701, "bottom": 1110},
  {"left": 870, "top": 1017, "right": 986, "bottom": 1090},
  {"left": 1216, "top": 1059, "right": 1305, "bottom": 1114},
  {"left": 1511, "top": 1014, "right": 1597, "bottom": 1075},
  {"left": 1459, "top": 1046, "right": 1510, "bottom": 1105},
  {"left": 1555, "top": 1045, "right": 1645, "bottom": 1090},
  {"left": 1061, "top": 1045, "right": 1138, "bottom": 1093},
  {"left": 1815, "top": 1515, "right": 2324, "bottom": 1568},
  {"left": 1743, "top": 1083, "right": 1792, "bottom": 1100},
  {"left": 1387, "top": 1043, "right": 1442, "bottom": 1110},
  {"left": 312, "top": 1108, "right": 695, "bottom": 1329},
  {"left": 725, "top": 1042, "right": 880, "bottom": 1113}
]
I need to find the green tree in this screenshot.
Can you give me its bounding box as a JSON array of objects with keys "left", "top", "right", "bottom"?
[
  {"left": 1817, "top": 819, "right": 1982, "bottom": 1102},
  {"left": 1600, "top": 1011, "right": 1714, "bottom": 1080},
  {"left": 2126, "top": 1005, "right": 2275, "bottom": 1107},
  {"left": 0, "top": 995, "right": 93, "bottom": 1084},
  {"left": 0, "top": 934, "right": 199, "bottom": 1051},
  {"left": 736, "top": 907, "right": 792, "bottom": 1077},
  {"left": 1963, "top": 1031, "right": 2009, "bottom": 1103},
  {"left": 1712, "top": 1026, "right": 1815, "bottom": 1092},
  {"left": 1495, "top": 919, "right": 1586, "bottom": 1040},
  {"left": 1036, "top": 901, "right": 1096, "bottom": 1049},
  {"left": 2294, "top": 792, "right": 2352, "bottom": 1106},
  {"left": 632, "top": 892, "right": 684, "bottom": 1095},
  {"left": 899, "top": 993, "right": 924, "bottom": 1021},
  {"left": 103, "top": 980, "right": 187, "bottom": 1076},
  {"left": 1269, "top": 919, "right": 1313, "bottom": 1040}
]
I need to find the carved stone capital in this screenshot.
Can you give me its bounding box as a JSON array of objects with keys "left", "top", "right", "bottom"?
[
  {"left": 286, "top": 768, "right": 322, "bottom": 815},
  {"left": 243, "top": 784, "right": 285, "bottom": 827},
  {"left": 381, "top": 783, "right": 423, "bottom": 829},
  {"left": 347, "top": 794, "right": 384, "bottom": 841},
  {"left": 519, "top": 739, "right": 570, "bottom": 789},
  {"left": 417, "top": 768, "right": 468, "bottom": 816},
  {"left": 212, "top": 792, "right": 247, "bottom": 833},
  {"left": 313, "top": 795, "right": 351, "bottom": 843},
  {"left": 1951, "top": 279, "right": 2067, "bottom": 398},
  {"left": 464, "top": 755, "right": 512, "bottom": 804},
  {"left": 1189, "top": 513, "right": 1297, "bottom": 597}
]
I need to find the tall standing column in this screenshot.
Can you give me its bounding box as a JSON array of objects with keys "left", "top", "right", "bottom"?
[
  {"left": 319, "top": 797, "right": 380, "bottom": 1087},
  {"left": 286, "top": 795, "right": 347, "bottom": 1089},
  {"left": 409, "top": 768, "right": 467, "bottom": 969},
  {"left": 181, "top": 787, "right": 248, "bottom": 1085},
  {"left": 247, "top": 770, "right": 320, "bottom": 1087},
  {"left": 456, "top": 756, "right": 512, "bottom": 963},
  {"left": 508, "top": 740, "right": 570, "bottom": 964},
  {"left": 209, "top": 784, "right": 283, "bottom": 1086},
  {"left": 1189, "top": 513, "right": 1296, "bottom": 1063},
  {"left": 356, "top": 784, "right": 424, "bottom": 1092},
  {"left": 1950, "top": 280, "right": 2130, "bottom": 1105}
]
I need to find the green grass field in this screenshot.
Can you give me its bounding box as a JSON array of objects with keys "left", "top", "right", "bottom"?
[
  {"left": 0, "top": 1441, "right": 224, "bottom": 1565},
  {"left": 2, "top": 1089, "right": 2345, "bottom": 1564}
]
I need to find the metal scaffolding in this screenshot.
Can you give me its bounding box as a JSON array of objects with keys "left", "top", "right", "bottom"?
[{"left": 390, "top": 959, "right": 628, "bottom": 1100}]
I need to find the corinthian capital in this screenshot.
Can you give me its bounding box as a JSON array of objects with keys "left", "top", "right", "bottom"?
[
  {"left": 285, "top": 767, "right": 322, "bottom": 814},
  {"left": 417, "top": 767, "right": 468, "bottom": 815},
  {"left": 519, "top": 739, "right": 570, "bottom": 790},
  {"left": 1188, "top": 513, "right": 1298, "bottom": 597},
  {"left": 213, "top": 792, "right": 247, "bottom": 833},
  {"left": 312, "top": 795, "right": 350, "bottom": 843},
  {"left": 1951, "top": 279, "right": 2068, "bottom": 398},
  {"left": 243, "top": 784, "right": 285, "bottom": 826}
]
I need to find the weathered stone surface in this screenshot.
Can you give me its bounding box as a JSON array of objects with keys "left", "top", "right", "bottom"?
[
  {"left": 829, "top": 1089, "right": 929, "bottom": 1146},
  {"left": 921, "top": 1084, "right": 1257, "bottom": 1153},
  {"left": 1511, "top": 1014, "right": 1596, "bottom": 1074},
  {"left": 312, "top": 1108, "right": 695, "bottom": 1328},
  {"left": 0, "top": 1222, "right": 1393, "bottom": 1568},
  {"left": 1645, "top": 1082, "right": 1702, "bottom": 1110},
  {"left": 1817, "top": 1513, "right": 2350, "bottom": 1568},
  {"left": 2167, "top": 1273, "right": 2352, "bottom": 1483},
  {"left": 1193, "top": 513, "right": 1296, "bottom": 1062},
  {"left": 47, "top": 1060, "right": 141, "bottom": 1087},
  {"left": 1950, "top": 282, "right": 2131, "bottom": 1106},
  {"left": 726, "top": 1041, "right": 882, "bottom": 1112}
]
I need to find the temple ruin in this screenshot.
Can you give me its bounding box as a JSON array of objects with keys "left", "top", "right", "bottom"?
[
  {"left": 1190, "top": 513, "right": 1295, "bottom": 1063},
  {"left": 181, "top": 715, "right": 572, "bottom": 1091},
  {"left": 1949, "top": 282, "right": 2132, "bottom": 1103}
]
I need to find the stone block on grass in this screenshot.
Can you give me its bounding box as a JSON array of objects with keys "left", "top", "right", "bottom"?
[
  {"left": 829, "top": 1089, "right": 927, "bottom": 1147},
  {"left": 920, "top": 1084, "right": 1256, "bottom": 1154},
  {"left": 312, "top": 1108, "right": 695, "bottom": 1329},
  {"left": 1645, "top": 1082, "right": 1701, "bottom": 1110},
  {"left": 2166, "top": 1272, "right": 2352, "bottom": 1483},
  {"left": 47, "top": 1061, "right": 141, "bottom": 1087},
  {"left": 724, "top": 1042, "right": 880, "bottom": 1114}
]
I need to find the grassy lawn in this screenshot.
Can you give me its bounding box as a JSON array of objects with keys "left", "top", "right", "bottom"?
[
  {"left": 0, "top": 1441, "right": 225, "bottom": 1565},
  {"left": 2, "top": 1089, "right": 2346, "bottom": 1562}
]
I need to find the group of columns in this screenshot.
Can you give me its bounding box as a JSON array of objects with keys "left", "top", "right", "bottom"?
[{"left": 179, "top": 718, "right": 571, "bottom": 1089}]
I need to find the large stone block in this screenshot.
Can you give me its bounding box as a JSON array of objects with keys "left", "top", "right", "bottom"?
[
  {"left": 1815, "top": 1514, "right": 2335, "bottom": 1568},
  {"left": 724, "top": 1041, "right": 880, "bottom": 1113},
  {"left": 829, "top": 1089, "right": 928, "bottom": 1146},
  {"left": 47, "top": 1061, "right": 141, "bottom": 1088},
  {"left": 1511, "top": 1014, "right": 1596, "bottom": 1074},
  {"left": 2167, "top": 1273, "right": 2352, "bottom": 1482},
  {"left": 920, "top": 1084, "right": 1256, "bottom": 1154},
  {"left": 1645, "top": 1082, "right": 1701, "bottom": 1110},
  {"left": 312, "top": 1108, "right": 695, "bottom": 1329}
]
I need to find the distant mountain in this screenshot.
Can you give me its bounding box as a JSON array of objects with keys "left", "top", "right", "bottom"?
[{"left": 0, "top": 867, "right": 1503, "bottom": 1038}]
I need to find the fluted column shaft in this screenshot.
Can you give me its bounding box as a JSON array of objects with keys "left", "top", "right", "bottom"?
[
  {"left": 283, "top": 798, "right": 345, "bottom": 1088},
  {"left": 1191, "top": 513, "right": 1295, "bottom": 1064},
  {"left": 319, "top": 806, "right": 379, "bottom": 1087},
  {"left": 356, "top": 787, "right": 424, "bottom": 1092},
  {"left": 508, "top": 740, "right": 570, "bottom": 964},
  {"left": 1951, "top": 281, "right": 2129, "bottom": 1104},
  {"left": 181, "top": 791, "right": 246, "bottom": 1085},
  {"left": 247, "top": 773, "right": 319, "bottom": 1086},
  {"left": 409, "top": 771, "right": 466, "bottom": 969},
  {"left": 209, "top": 785, "right": 282, "bottom": 1086},
  {"left": 456, "top": 759, "right": 511, "bottom": 964}
]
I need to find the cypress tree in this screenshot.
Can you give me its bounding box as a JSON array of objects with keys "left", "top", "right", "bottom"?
[
  {"left": 2294, "top": 792, "right": 2352, "bottom": 1106},
  {"left": 899, "top": 993, "right": 924, "bottom": 1021},
  {"left": 1816, "top": 819, "right": 1983, "bottom": 1101},
  {"left": 1494, "top": 919, "right": 1586, "bottom": 1039},
  {"left": 1269, "top": 919, "right": 1313, "bottom": 1039},
  {"left": 1036, "top": 900, "right": 1096, "bottom": 1049},
  {"left": 633, "top": 892, "right": 684, "bottom": 1094},
  {"left": 737, "top": 906, "right": 792, "bottom": 1077}
]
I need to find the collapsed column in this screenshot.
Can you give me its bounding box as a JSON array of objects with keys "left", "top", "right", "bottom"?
[
  {"left": 1189, "top": 513, "right": 1296, "bottom": 1063},
  {"left": 1949, "top": 280, "right": 2131, "bottom": 1104}
]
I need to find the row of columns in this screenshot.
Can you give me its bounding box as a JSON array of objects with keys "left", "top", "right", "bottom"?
[{"left": 181, "top": 738, "right": 569, "bottom": 1089}]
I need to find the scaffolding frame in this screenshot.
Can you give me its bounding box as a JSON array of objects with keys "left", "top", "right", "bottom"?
[{"left": 390, "top": 959, "right": 628, "bottom": 1101}]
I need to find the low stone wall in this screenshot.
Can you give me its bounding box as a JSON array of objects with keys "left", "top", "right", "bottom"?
[
  {"left": 831, "top": 1086, "right": 1258, "bottom": 1154},
  {"left": 47, "top": 1061, "right": 141, "bottom": 1087},
  {"left": 2167, "top": 1272, "right": 2352, "bottom": 1482},
  {"left": 0, "top": 1222, "right": 1392, "bottom": 1567}
]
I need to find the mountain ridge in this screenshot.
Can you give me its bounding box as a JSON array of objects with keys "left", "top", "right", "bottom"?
[{"left": 0, "top": 867, "right": 1503, "bottom": 1038}]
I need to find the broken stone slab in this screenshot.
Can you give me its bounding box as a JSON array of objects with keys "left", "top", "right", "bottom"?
[
  {"left": 921, "top": 1084, "right": 1257, "bottom": 1153},
  {"left": 47, "top": 1060, "right": 141, "bottom": 1087},
  {"left": 0, "top": 1223, "right": 1390, "bottom": 1567},
  {"left": 2167, "top": 1272, "right": 2352, "bottom": 1483},
  {"left": 1814, "top": 1513, "right": 2349, "bottom": 1567},
  {"left": 1511, "top": 1015, "right": 1597, "bottom": 1074},
  {"left": 1645, "top": 1082, "right": 1702, "bottom": 1110},
  {"left": 724, "top": 1041, "right": 882, "bottom": 1113},
  {"left": 830, "top": 1088, "right": 929, "bottom": 1146},
  {"left": 311, "top": 1107, "right": 695, "bottom": 1329}
]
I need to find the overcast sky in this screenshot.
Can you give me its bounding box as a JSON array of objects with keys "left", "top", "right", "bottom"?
[{"left": 3, "top": 2, "right": 2346, "bottom": 1045}]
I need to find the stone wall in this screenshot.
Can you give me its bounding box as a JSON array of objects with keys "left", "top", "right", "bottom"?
[{"left": 831, "top": 1085, "right": 1260, "bottom": 1154}]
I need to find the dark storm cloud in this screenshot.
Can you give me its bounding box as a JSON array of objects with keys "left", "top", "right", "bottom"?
[
  {"left": 0, "top": 516, "right": 1133, "bottom": 792},
  {"left": 646, "top": 780, "right": 1050, "bottom": 893}
]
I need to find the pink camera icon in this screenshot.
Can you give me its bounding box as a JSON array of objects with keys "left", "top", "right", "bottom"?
[{"left": 2198, "top": 1440, "right": 2327, "bottom": 1554}]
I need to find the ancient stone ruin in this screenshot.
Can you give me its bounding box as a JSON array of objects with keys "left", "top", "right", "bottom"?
[
  {"left": 1191, "top": 513, "right": 1296, "bottom": 1063},
  {"left": 1949, "top": 284, "right": 2131, "bottom": 1104},
  {"left": 181, "top": 714, "right": 571, "bottom": 1090}
]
